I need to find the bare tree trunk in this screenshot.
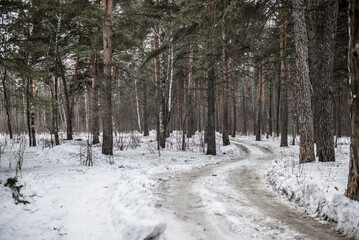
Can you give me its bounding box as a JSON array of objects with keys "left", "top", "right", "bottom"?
[
  {"left": 101, "top": 0, "right": 113, "bottom": 155},
  {"left": 291, "top": 68, "right": 298, "bottom": 145},
  {"left": 134, "top": 75, "right": 142, "bottom": 133},
  {"left": 337, "top": 91, "right": 342, "bottom": 138},
  {"left": 207, "top": 57, "right": 216, "bottom": 155},
  {"left": 306, "top": 0, "right": 321, "bottom": 144},
  {"left": 346, "top": 0, "right": 359, "bottom": 201},
  {"left": 26, "top": 78, "right": 32, "bottom": 146},
  {"left": 141, "top": 42, "right": 149, "bottom": 137},
  {"left": 2, "top": 70, "right": 13, "bottom": 139},
  {"left": 292, "top": 0, "right": 315, "bottom": 163},
  {"left": 222, "top": 13, "right": 230, "bottom": 145},
  {"left": 167, "top": 31, "right": 174, "bottom": 136},
  {"left": 30, "top": 70, "right": 36, "bottom": 147},
  {"left": 276, "top": 79, "right": 280, "bottom": 137},
  {"left": 316, "top": 0, "right": 338, "bottom": 162},
  {"left": 91, "top": 55, "right": 100, "bottom": 144},
  {"left": 159, "top": 26, "right": 167, "bottom": 149},
  {"left": 256, "top": 58, "right": 262, "bottom": 141},
  {"left": 71, "top": 55, "right": 80, "bottom": 132},
  {"left": 230, "top": 57, "right": 236, "bottom": 137},
  {"left": 51, "top": 68, "right": 60, "bottom": 146},
  {"left": 154, "top": 29, "right": 160, "bottom": 149},
  {"left": 58, "top": 53, "right": 73, "bottom": 140},
  {"left": 187, "top": 39, "right": 196, "bottom": 138},
  {"left": 268, "top": 75, "right": 273, "bottom": 137},
  {"left": 280, "top": 10, "right": 288, "bottom": 147}
]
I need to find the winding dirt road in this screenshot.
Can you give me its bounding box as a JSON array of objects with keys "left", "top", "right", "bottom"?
[{"left": 155, "top": 140, "right": 347, "bottom": 240}]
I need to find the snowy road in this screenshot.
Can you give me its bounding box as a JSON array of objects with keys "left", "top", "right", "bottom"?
[{"left": 156, "top": 140, "right": 346, "bottom": 240}]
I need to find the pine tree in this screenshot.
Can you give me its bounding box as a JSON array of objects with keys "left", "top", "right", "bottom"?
[
  {"left": 292, "top": 0, "right": 315, "bottom": 163},
  {"left": 346, "top": 0, "right": 359, "bottom": 201}
]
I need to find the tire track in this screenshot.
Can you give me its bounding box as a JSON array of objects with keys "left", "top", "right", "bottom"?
[{"left": 155, "top": 140, "right": 347, "bottom": 239}]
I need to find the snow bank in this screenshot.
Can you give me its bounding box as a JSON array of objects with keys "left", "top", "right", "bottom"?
[
  {"left": 266, "top": 137, "right": 359, "bottom": 238},
  {"left": 0, "top": 131, "right": 239, "bottom": 240}
]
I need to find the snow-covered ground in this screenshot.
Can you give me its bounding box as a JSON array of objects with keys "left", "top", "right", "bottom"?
[
  {"left": 0, "top": 131, "right": 239, "bottom": 240},
  {"left": 0, "top": 132, "right": 358, "bottom": 239},
  {"left": 261, "top": 136, "right": 359, "bottom": 238}
]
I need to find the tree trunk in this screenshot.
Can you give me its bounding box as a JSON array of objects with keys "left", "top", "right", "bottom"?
[
  {"left": 276, "top": 79, "right": 280, "bottom": 137},
  {"left": 30, "top": 71, "right": 36, "bottom": 147},
  {"left": 167, "top": 32, "right": 174, "bottom": 136},
  {"left": 134, "top": 75, "right": 142, "bottom": 133},
  {"left": 337, "top": 91, "right": 342, "bottom": 138},
  {"left": 52, "top": 67, "right": 60, "bottom": 146},
  {"left": 346, "top": 0, "right": 359, "bottom": 201},
  {"left": 230, "top": 57, "right": 236, "bottom": 137},
  {"left": 159, "top": 26, "right": 167, "bottom": 149},
  {"left": 58, "top": 53, "right": 73, "bottom": 140},
  {"left": 256, "top": 58, "right": 262, "bottom": 141},
  {"left": 2, "top": 70, "right": 13, "bottom": 139},
  {"left": 268, "top": 76, "right": 273, "bottom": 137},
  {"left": 26, "top": 77, "right": 32, "bottom": 146},
  {"left": 306, "top": 0, "right": 321, "bottom": 144},
  {"left": 101, "top": 0, "right": 113, "bottom": 155},
  {"left": 292, "top": 0, "right": 315, "bottom": 163},
  {"left": 187, "top": 39, "right": 196, "bottom": 138},
  {"left": 154, "top": 29, "right": 160, "bottom": 149},
  {"left": 222, "top": 3, "right": 230, "bottom": 146},
  {"left": 207, "top": 57, "right": 216, "bottom": 155},
  {"left": 280, "top": 10, "right": 288, "bottom": 147},
  {"left": 291, "top": 68, "right": 298, "bottom": 145},
  {"left": 242, "top": 87, "right": 247, "bottom": 135},
  {"left": 91, "top": 55, "right": 100, "bottom": 144},
  {"left": 141, "top": 42, "right": 149, "bottom": 137},
  {"left": 316, "top": 0, "right": 338, "bottom": 162},
  {"left": 52, "top": 21, "right": 60, "bottom": 145}
]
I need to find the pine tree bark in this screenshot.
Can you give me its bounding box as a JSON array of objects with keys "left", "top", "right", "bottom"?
[
  {"left": 242, "top": 85, "right": 247, "bottom": 135},
  {"left": 291, "top": 67, "right": 298, "bottom": 145},
  {"left": 101, "top": 0, "right": 113, "bottom": 155},
  {"left": 30, "top": 74, "right": 36, "bottom": 147},
  {"left": 51, "top": 65, "right": 60, "bottom": 146},
  {"left": 276, "top": 80, "right": 280, "bottom": 137},
  {"left": 26, "top": 77, "right": 32, "bottom": 146},
  {"left": 292, "top": 0, "right": 315, "bottom": 163},
  {"left": 207, "top": 57, "right": 216, "bottom": 155},
  {"left": 141, "top": 42, "right": 149, "bottom": 137},
  {"left": 58, "top": 53, "right": 73, "bottom": 140},
  {"left": 316, "top": 0, "right": 338, "bottom": 162},
  {"left": 52, "top": 16, "right": 61, "bottom": 146},
  {"left": 230, "top": 57, "right": 236, "bottom": 137},
  {"left": 159, "top": 26, "right": 166, "bottom": 149},
  {"left": 2, "top": 70, "right": 13, "bottom": 139},
  {"left": 280, "top": 11, "right": 288, "bottom": 147},
  {"left": 306, "top": 0, "right": 320, "bottom": 143},
  {"left": 91, "top": 55, "right": 100, "bottom": 144},
  {"left": 256, "top": 58, "right": 263, "bottom": 141},
  {"left": 268, "top": 75, "right": 273, "bottom": 137},
  {"left": 221, "top": 2, "right": 230, "bottom": 145},
  {"left": 206, "top": 0, "right": 216, "bottom": 155},
  {"left": 187, "top": 39, "right": 196, "bottom": 138},
  {"left": 346, "top": 0, "right": 359, "bottom": 201},
  {"left": 154, "top": 29, "right": 160, "bottom": 148}
]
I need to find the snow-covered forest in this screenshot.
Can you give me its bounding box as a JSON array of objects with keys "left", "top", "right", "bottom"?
[{"left": 1, "top": 0, "right": 359, "bottom": 239}]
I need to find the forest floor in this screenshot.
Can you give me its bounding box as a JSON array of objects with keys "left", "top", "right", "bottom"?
[{"left": 0, "top": 131, "right": 358, "bottom": 239}]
